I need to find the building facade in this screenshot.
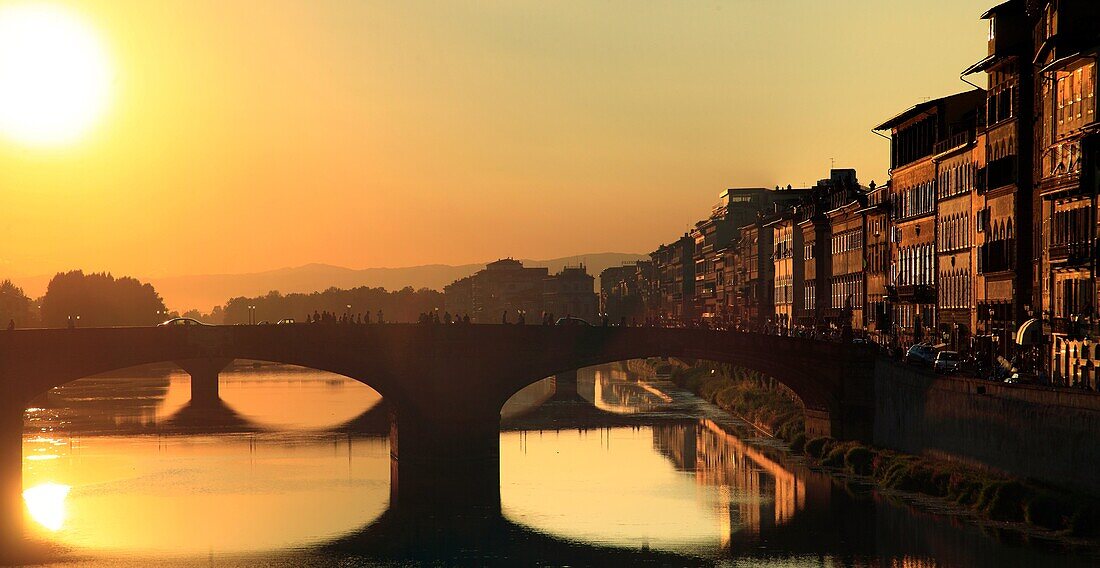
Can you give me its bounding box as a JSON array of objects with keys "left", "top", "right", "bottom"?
[
  {"left": 876, "top": 91, "right": 986, "bottom": 347},
  {"left": 1029, "top": 0, "right": 1100, "bottom": 385},
  {"left": 443, "top": 259, "right": 598, "bottom": 324}
]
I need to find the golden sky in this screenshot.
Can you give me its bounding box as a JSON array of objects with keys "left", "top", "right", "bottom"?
[{"left": 0, "top": 0, "right": 991, "bottom": 278}]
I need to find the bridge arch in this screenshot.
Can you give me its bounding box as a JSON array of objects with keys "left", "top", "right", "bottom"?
[
  {"left": 474, "top": 328, "right": 877, "bottom": 442},
  {"left": 504, "top": 349, "right": 832, "bottom": 418}
]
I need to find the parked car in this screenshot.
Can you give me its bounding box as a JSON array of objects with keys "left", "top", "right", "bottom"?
[
  {"left": 157, "top": 317, "right": 208, "bottom": 327},
  {"left": 555, "top": 317, "right": 591, "bottom": 326},
  {"left": 905, "top": 344, "right": 938, "bottom": 367},
  {"left": 933, "top": 350, "right": 962, "bottom": 374},
  {"left": 276, "top": 318, "right": 295, "bottom": 324}
]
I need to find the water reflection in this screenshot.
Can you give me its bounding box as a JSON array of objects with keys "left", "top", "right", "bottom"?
[
  {"left": 29, "top": 363, "right": 382, "bottom": 435},
  {"left": 500, "top": 420, "right": 808, "bottom": 556},
  {"left": 14, "top": 363, "right": 1099, "bottom": 566},
  {"left": 23, "top": 483, "right": 69, "bottom": 531},
  {"left": 502, "top": 426, "right": 737, "bottom": 554},
  {"left": 22, "top": 433, "right": 390, "bottom": 554},
  {"left": 592, "top": 366, "right": 672, "bottom": 414}
]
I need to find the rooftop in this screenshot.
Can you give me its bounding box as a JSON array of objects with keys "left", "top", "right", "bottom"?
[{"left": 873, "top": 90, "right": 985, "bottom": 131}]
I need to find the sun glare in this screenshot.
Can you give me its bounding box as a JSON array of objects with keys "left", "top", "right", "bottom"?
[
  {"left": 0, "top": 3, "right": 113, "bottom": 147},
  {"left": 23, "top": 482, "right": 71, "bottom": 531}
]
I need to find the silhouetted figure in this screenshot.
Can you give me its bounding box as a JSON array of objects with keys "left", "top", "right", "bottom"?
[
  {"left": 502, "top": 310, "right": 508, "bottom": 324},
  {"left": 602, "top": 314, "right": 609, "bottom": 327},
  {"left": 620, "top": 316, "right": 626, "bottom": 327},
  {"left": 377, "top": 309, "right": 384, "bottom": 324},
  {"left": 463, "top": 313, "right": 470, "bottom": 324},
  {"left": 6, "top": 319, "right": 13, "bottom": 330},
  {"left": 364, "top": 311, "right": 371, "bottom": 324}
]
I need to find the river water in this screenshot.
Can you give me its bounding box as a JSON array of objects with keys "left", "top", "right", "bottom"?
[{"left": 16, "top": 363, "right": 1098, "bottom": 566}]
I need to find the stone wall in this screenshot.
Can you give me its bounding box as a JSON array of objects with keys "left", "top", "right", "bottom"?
[{"left": 874, "top": 358, "right": 1100, "bottom": 492}]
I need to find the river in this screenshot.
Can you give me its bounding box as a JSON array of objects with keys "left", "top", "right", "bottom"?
[{"left": 15, "top": 363, "right": 1098, "bottom": 566}]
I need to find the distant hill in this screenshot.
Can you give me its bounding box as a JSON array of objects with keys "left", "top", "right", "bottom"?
[{"left": 13, "top": 253, "right": 648, "bottom": 313}]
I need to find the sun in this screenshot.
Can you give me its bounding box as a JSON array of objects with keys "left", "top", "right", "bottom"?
[{"left": 0, "top": 3, "right": 113, "bottom": 147}]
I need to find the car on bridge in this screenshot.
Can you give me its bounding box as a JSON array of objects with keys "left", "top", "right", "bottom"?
[
  {"left": 933, "top": 350, "right": 962, "bottom": 374},
  {"left": 157, "top": 317, "right": 209, "bottom": 327},
  {"left": 555, "top": 316, "right": 591, "bottom": 326},
  {"left": 904, "top": 343, "right": 938, "bottom": 368}
]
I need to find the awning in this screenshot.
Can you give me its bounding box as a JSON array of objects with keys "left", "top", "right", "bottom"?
[{"left": 1016, "top": 318, "right": 1042, "bottom": 346}]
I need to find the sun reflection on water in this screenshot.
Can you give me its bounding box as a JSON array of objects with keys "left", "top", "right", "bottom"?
[{"left": 23, "top": 482, "right": 71, "bottom": 531}]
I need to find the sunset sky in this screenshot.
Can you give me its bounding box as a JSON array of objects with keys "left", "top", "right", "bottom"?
[{"left": 1, "top": 0, "right": 992, "bottom": 279}]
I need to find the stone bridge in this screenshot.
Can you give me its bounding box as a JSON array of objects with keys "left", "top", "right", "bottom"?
[{"left": 0, "top": 325, "right": 877, "bottom": 545}]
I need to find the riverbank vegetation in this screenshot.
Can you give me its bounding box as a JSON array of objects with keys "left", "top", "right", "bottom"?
[
  {"left": 668, "top": 360, "right": 1100, "bottom": 540},
  {"left": 800, "top": 437, "right": 1100, "bottom": 538},
  {"left": 669, "top": 363, "right": 804, "bottom": 443}
]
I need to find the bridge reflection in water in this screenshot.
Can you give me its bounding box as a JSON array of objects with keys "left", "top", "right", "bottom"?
[{"left": 6, "top": 364, "right": 1096, "bottom": 567}]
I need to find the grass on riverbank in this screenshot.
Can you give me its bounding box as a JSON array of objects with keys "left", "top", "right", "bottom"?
[
  {"left": 801, "top": 436, "right": 1100, "bottom": 537},
  {"left": 669, "top": 364, "right": 805, "bottom": 443}
]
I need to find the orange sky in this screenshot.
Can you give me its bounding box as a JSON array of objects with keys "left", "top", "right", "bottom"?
[{"left": 0, "top": 0, "right": 992, "bottom": 278}]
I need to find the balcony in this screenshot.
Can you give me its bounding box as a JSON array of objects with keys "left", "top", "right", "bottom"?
[
  {"left": 1049, "top": 240, "right": 1094, "bottom": 266},
  {"left": 933, "top": 130, "right": 973, "bottom": 155},
  {"left": 893, "top": 284, "right": 936, "bottom": 304},
  {"left": 979, "top": 239, "right": 1016, "bottom": 274}
]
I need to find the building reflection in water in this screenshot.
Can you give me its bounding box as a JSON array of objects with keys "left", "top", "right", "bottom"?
[
  {"left": 592, "top": 367, "right": 672, "bottom": 414},
  {"left": 651, "top": 419, "right": 806, "bottom": 546}
]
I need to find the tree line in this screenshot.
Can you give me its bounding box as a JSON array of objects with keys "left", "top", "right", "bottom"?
[
  {"left": 2, "top": 270, "right": 169, "bottom": 328},
  {"left": 1, "top": 270, "right": 444, "bottom": 328},
  {"left": 217, "top": 286, "right": 443, "bottom": 324}
]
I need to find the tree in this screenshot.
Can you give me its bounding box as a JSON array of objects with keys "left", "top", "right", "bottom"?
[
  {"left": 218, "top": 285, "right": 444, "bottom": 324},
  {"left": 0, "top": 280, "right": 35, "bottom": 328},
  {"left": 40, "top": 270, "right": 168, "bottom": 327}
]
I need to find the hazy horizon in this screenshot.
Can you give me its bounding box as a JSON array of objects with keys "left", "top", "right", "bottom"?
[
  {"left": 1, "top": 0, "right": 991, "bottom": 279},
  {"left": 8, "top": 251, "right": 649, "bottom": 311}
]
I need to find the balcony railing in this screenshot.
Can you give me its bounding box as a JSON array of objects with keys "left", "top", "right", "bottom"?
[
  {"left": 933, "top": 130, "right": 973, "bottom": 155},
  {"left": 979, "top": 239, "right": 1016, "bottom": 274},
  {"left": 893, "top": 284, "right": 937, "bottom": 304},
  {"left": 1049, "top": 241, "right": 1094, "bottom": 266}
]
